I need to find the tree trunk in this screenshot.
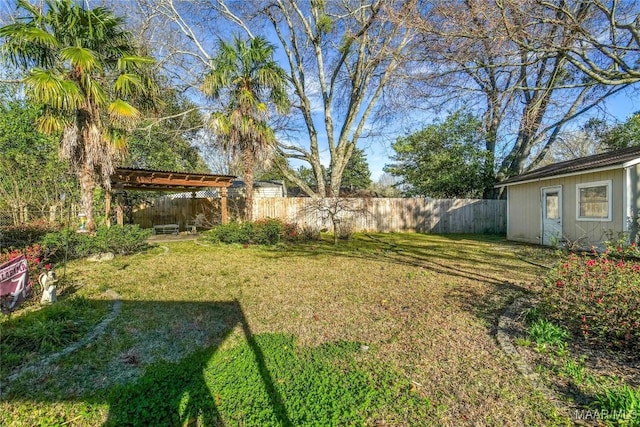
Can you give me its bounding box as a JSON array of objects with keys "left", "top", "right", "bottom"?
[
  {"left": 79, "top": 163, "right": 96, "bottom": 232},
  {"left": 242, "top": 151, "right": 255, "bottom": 222}
]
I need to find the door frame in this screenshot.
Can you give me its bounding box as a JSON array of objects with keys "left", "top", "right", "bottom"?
[{"left": 541, "top": 186, "right": 563, "bottom": 246}]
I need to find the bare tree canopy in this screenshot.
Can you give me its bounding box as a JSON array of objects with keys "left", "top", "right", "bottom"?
[
  {"left": 119, "top": 0, "right": 418, "bottom": 197},
  {"left": 35, "top": 0, "right": 640, "bottom": 197},
  {"left": 507, "top": 0, "right": 640, "bottom": 86},
  {"left": 411, "top": 0, "right": 638, "bottom": 191}
]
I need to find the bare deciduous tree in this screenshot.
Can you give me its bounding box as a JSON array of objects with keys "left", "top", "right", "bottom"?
[
  {"left": 411, "top": 0, "right": 635, "bottom": 192},
  {"left": 125, "top": 0, "right": 418, "bottom": 197},
  {"left": 514, "top": 0, "right": 640, "bottom": 86}
]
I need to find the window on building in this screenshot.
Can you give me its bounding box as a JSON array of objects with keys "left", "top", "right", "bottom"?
[{"left": 576, "top": 180, "right": 612, "bottom": 221}]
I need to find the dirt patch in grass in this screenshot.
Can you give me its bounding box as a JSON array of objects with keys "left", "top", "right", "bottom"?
[{"left": 1, "top": 234, "right": 569, "bottom": 426}]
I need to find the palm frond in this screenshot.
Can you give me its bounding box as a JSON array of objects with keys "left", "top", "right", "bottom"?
[
  {"left": 236, "top": 87, "right": 259, "bottom": 111},
  {"left": 117, "top": 55, "right": 154, "bottom": 71},
  {"left": 24, "top": 68, "right": 82, "bottom": 110},
  {"left": 113, "top": 73, "right": 144, "bottom": 96},
  {"left": 17, "top": 0, "right": 43, "bottom": 19},
  {"left": 203, "top": 67, "right": 230, "bottom": 99},
  {"left": 0, "top": 24, "right": 57, "bottom": 47},
  {"left": 208, "top": 112, "right": 232, "bottom": 138},
  {"left": 84, "top": 78, "right": 108, "bottom": 106},
  {"left": 103, "top": 128, "right": 128, "bottom": 154},
  {"left": 60, "top": 46, "right": 98, "bottom": 71},
  {"left": 0, "top": 23, "right": 58, "bottom": 69},
  {"left": 108, "top": 99, "right": 140, "bottom": 128},
  {"left": 36, "top": 113, "right": 66, "bottom": 135}
]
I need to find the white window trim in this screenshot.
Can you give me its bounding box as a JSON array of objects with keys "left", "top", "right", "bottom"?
[{"left": 576, "top": 180, "right": 612, "bottom": 222}]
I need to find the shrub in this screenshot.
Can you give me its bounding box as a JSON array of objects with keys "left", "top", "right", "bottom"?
[
  {"left": 336, "top": 219, "right": 355, "bottom": 240},
  {"left": 0, "top": 220, "right": 60, "bottom": 249},
  {"left": 40, "top": 225, "right": 152, "bottom": 261},
  {"left": 540, "top": 252, "right": 640, "bottom": 350},
  {"left": 604, "top": 233, "right": 640, "bottom": 260},
  {"left": 39, "top": 228, "right": 85, "bottom": 261},
  {"left": 252, "top": 218, "right": 284, "bottom": 245},
  {"left": 203, "top": 218, "right": 302, "bottom": 245},
  {"left": 204, "top": 221, "right": 250, "bottom": 244},
  {"left": 300, "top": 224, "right": 321, "bottom": 241},
  {"left": 93, "top": 225, "right": 152, "bottom": 255}
]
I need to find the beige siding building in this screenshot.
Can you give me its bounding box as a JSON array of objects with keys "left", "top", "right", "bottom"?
[{"left": 498, "top": 147, "right": 640, "bottom": 247}]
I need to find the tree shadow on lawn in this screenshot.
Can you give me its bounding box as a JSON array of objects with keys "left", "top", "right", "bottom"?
[
  {"left": 3, "top": 299, "right": 293, "bottom": 427},
  {"left": 103, "top": 300, "right": 294, "bottom": 427},
  {"left": 271, "top": 234, "right": 537, "bottom": 287},
  {"left": 267, "top": 234, "right": 538, "bottom": 332}
]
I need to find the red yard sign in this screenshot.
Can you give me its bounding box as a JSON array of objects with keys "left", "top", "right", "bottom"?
[{"left": 0, "top": 255, "right": 30, "bottom": 313}]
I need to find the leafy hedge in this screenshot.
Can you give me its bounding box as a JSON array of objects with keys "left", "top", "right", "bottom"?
[
  {"left": 540, "top": 251, "right": 640, "bottom": 350},
  {"left": 40, "top": 225, "right": 152, "bottom": 261},
  {"left": 203, "top": 218, "right": 305, "bottom": 245}
]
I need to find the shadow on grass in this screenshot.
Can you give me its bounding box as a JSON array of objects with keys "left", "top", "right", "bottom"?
[
  {"left": 102, "top": 300, "right": 293, "bottom": 426},
  {"left": 266, "top": 233, "right": 539, "bottom": 287},
  {"left": 1, "top": 295, "right": 113, "bottom": 378},
  {"left": 2, "top": 299, "right": 293, "bottom": 427},
  {"left": 262, "top": 233, "right": 539, "bottom": 330},
  {"left": 3, "top": 297, "right": 432, "bottom": 426}
]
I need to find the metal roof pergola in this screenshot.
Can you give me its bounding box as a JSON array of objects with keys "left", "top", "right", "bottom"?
[{"left": 109, "top": 168, "right": 236, "bottom": 225}]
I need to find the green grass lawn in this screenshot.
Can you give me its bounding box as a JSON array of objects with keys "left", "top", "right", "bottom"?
[{"left": 1, "top": 233, "right": 568, "bottom": 426}]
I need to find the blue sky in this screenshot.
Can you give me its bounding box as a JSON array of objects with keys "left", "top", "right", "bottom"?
[
  {"left": 329, "top": 89, "right": 640, "bottom": 182},
  {"left": 2, "top": 0, "right": 638, "bottom": 182}
]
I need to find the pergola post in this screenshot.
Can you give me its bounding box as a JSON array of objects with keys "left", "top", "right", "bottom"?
[
  {"left": 221, "top": 187, "right": 228, "bottom": 224},
  {"left": 115, "top": 186, "right": 124, "bottom": 226}
]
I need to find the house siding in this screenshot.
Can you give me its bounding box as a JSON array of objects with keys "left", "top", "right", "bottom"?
[
  {"left": 629, "top": 164, "right": 640, "bottom": 241},
  {"left": 507, "top": 169, "right": 624, "bottom": 246}
]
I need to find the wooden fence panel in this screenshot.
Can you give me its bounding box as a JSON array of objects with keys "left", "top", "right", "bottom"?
[
  {"left": 253, "top": 198, "right": 506, "bottom": 234},
  {"left": 128, "top": 197, "right": 505, "bottom": 234}
]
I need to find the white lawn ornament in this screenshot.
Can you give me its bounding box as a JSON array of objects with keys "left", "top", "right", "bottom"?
[{"left": 40, "top": 270, "right": 58, "bottom": 304}]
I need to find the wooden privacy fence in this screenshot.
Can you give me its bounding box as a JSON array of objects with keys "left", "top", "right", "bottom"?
[
  {"left": 132, "top": 197, "right": 246, "bottom": 231},
  {"left": 253, "top": 198, "right": 506, "bottom": 234}
]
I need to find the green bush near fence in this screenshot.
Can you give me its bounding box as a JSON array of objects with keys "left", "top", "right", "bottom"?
[
  {"left": 203, "top": 218, "right": 305, "bottom": 245},
  {"left": 40, "top": 225, "right": 152, "bottom": 261}
]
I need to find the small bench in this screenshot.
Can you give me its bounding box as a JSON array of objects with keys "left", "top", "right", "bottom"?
[{"left": 153, "top": 224, "right": 179, "bottom": 235}]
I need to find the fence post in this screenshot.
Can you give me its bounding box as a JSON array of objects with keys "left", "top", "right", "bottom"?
[{"left": 49, "top": 205, "right": 57, "bottom": 223}]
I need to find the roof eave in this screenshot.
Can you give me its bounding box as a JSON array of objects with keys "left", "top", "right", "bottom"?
[
  {"left": 622, "top": 157, "right": 640, "bottom": 168},
  {"left": 495, "top": 164, "right": 624, "bottom": 187}
]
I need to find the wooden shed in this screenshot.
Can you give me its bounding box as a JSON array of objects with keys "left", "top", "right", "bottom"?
[{"left": 497, "top": 146, "right": 640, "bottom": 247}]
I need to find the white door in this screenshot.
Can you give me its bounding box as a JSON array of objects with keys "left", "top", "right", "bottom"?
[{"left": 542, "top": 187, "right": 562, "bottom": 246}]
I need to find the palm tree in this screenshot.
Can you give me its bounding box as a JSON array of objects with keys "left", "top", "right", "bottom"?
[
  {"left": 0, "top": 0, "right": 154, "bottom": 231},
  {"left": 203, "top": 36, "right": 289, "bottom": 221}
]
